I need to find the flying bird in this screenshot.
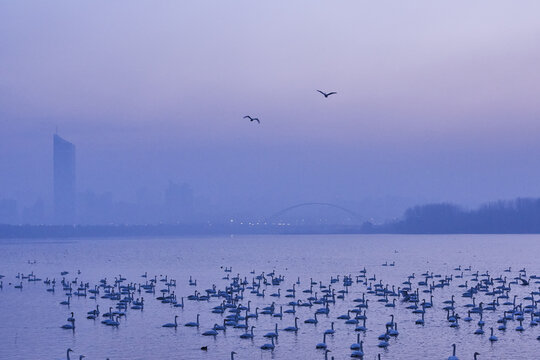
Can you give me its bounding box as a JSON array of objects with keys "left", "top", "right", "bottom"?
[
  {"left": 317, "top": 90, "right": 337, "bottom": 98},
  {"left": 243, "top": 115, "right": 260, "bottom": 124}
]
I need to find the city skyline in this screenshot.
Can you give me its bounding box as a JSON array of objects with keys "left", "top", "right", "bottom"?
[{"left": 2, "top": 1, "right": 540, "bottom": 225}]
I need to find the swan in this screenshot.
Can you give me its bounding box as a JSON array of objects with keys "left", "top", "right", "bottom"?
[
  {"left": 355, "top": 318, "right": 367, "bottom": 332},
  {"left": 173, "top": 297, "right": 184, "bottom": 308},
  {"left": 389, "top": 322, "right": 399, "bottom": 336},
  {"left": 415, "top": 312, "right": 425, "bottom": 325},
  {"left": 315, "top": 332, "right": 327, "bottom": 349},
  {"left": 377, "top": 339, "right": 389, "bottom": 348},
  {"left": 230, "top": 351, "right": 236, "bottom": 360},
  {"left": 477, "top": 312, "right": 485, "bottom": 326},
  {"left": 103, "top": 307, "right": 114, "bottom": 318},
  {"left": 284, "top": 317, "right": 299, "bottom": 332},
  {"left": 304, "top": 312, "right": 318, "bottom": 324},
  {"left": 162, "top": 315, "right": 178, "bottom": 328},
  {"left": 260, "top": 337, "right": 275, "bottom": 350},
  {"left": 337, "top": 310, "right": 351, "bottom": 320},
  {"left": 448, "top": 343, "right": 459, "bottom": 360},
  {"left": 106, "top": 316, "right": 120, "bottom": 327},
  {"left": 240, "top": 326, "right": 255, "bottom": 339},
  {"left": 87, "top": 305, "right": 99, "bottom": 316},
  {"left": 61, "top": 318, "right": 75, "bottom": 330},
  {"left": 324, "top": 322, "right": 335, "bottom": 335},
  {"left": 324, "top": 349, "right": 331, "bottom": 360},
  {"left": 385, "top": 314, "right": 395, "bottom": 327},
  {"left": 60, "top": 297, "right": 70, "bottom": 306},
  {"left": 185, "top": 314, "right": 200, "bottom": 327},
  {"left": 351, "top": 340, "right": 364, "bottom": 357},
  {"left": 264, "top": 324, "right": 278, "bottom": 338},
  {"left": 474, "top": 324, "right": 484, "bottom": 335},
  {"left": 489, "top": 327, "right": 498, "bottom": 341},
  {"left": 202, "top": 329, "right": 218, "bottom": 336},
  {"left": 350, "top": 334, "right": 362, "bottom": 350},
  {"left": 247, "top": 307, "right": 259, "bottom": 319}
]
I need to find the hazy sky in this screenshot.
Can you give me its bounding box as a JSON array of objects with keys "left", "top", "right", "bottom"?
[{"left": 2, "top": 1, "right": 540, "bottom": 219}]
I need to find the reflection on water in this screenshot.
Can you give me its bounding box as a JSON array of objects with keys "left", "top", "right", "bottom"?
[{"left": 0, "top": 234, "right": 539, "bottom": 359}]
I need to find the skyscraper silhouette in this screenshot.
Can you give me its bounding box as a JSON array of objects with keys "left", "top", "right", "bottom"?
[{"left": 53, "top": 134, "right": 76, "bottom": 224}]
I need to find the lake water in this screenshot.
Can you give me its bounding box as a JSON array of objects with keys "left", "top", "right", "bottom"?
[{"left": 0, "top": 234, "right": 539, "bottom": 359}]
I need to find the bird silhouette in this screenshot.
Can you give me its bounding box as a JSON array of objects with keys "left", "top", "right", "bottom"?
[
  {"left": 243, "top": 115, "right": 260, "bottom": 124},
  {"left": 201, "top": 346, "right": 208, "bottom": 351},
  {"left": 316, "top": 90, "right": 337, "bottom": 98}
]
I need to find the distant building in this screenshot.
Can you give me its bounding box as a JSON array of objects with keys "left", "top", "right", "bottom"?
[
  {"left": 53, "top": 134, "right": 76, "bottom": 224},
  {"left": 0, "top": 198, "right": 18, "bottom": 224},
  {"left": 164, "top": 181, "right": 194, "bottom": 223},
  {"left": 78, "top": 191, "right": 113, "bottom": 225},
  {"left": 21, "top": 199, "right": 45, "bottom": 225}
]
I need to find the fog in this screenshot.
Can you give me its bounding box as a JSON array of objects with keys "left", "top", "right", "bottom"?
[{"left": 1, "top": 1, "right": 540, "bottom": 224}]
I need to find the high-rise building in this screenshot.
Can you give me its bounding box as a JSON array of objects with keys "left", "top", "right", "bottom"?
[{"left": 53, "top": 134, "right": 76, "bottom": 224}]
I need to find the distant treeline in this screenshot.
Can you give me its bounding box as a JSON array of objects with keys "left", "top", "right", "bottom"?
[
  {"left": 2, "top": 197, "right": 540, "bottom": 237},
  {"left": 365, "top": 198, "right": 540, "bottom": 234}
]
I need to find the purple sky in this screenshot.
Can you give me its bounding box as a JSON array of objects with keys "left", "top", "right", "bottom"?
[{"left": 1, "top": 1, "right": 540, "bottom": 220}]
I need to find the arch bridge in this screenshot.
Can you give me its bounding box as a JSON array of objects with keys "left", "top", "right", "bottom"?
[{"left": 267, "top": 202, "right": 361, "bottom": 223}]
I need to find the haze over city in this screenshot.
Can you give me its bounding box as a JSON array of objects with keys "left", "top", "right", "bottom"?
[
  {"left": 2, "top": 1, "right": 540, "bottom": 225},
  {"left": 3, "top": 2, "right": 540, "bottom": 360}
]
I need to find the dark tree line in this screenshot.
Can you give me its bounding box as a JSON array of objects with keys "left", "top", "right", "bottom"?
[{"left": 370, "top": 198, "right": 540, "bottom": 233}]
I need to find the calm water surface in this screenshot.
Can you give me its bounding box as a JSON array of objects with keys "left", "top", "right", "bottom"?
[{"left": 0, "top": 234, "right": 539, "bottom": 359}]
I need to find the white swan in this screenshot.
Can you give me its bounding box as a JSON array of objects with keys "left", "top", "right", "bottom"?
[
  {"left": 448, "top": 343, "right": 459, "bottom": 360},
  {"left": 315, "top": 332, "right": 327, "bottom": 349},
  {"left": 162, "top": 315, "right": 178, "bottom": 328},
  {"left": 260, "top": 337, "right": 275, "bottom": 350},
  {"left": 185, "top": 314, "right": 200, "bottom": 327}
]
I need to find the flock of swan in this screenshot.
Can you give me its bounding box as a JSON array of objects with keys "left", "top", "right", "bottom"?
[{"left": 1, "top": 262, "right": 540, "bottom": 359}]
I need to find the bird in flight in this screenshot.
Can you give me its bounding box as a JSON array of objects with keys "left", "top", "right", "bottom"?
[
  {"left": 316, "top": 90, "right": 337, "bottom": 98},
  {"left": 243, "top": 115, "right": 260, "bottom": 124}
]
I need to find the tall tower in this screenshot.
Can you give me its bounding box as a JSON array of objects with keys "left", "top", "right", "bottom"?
[{"left": 53, "top": 134, "right": 76, "bottom": 224}]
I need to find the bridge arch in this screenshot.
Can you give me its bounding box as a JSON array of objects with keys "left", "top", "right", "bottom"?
[{"left": 267, "top": 202, "right": 360, "bottom": 223}]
